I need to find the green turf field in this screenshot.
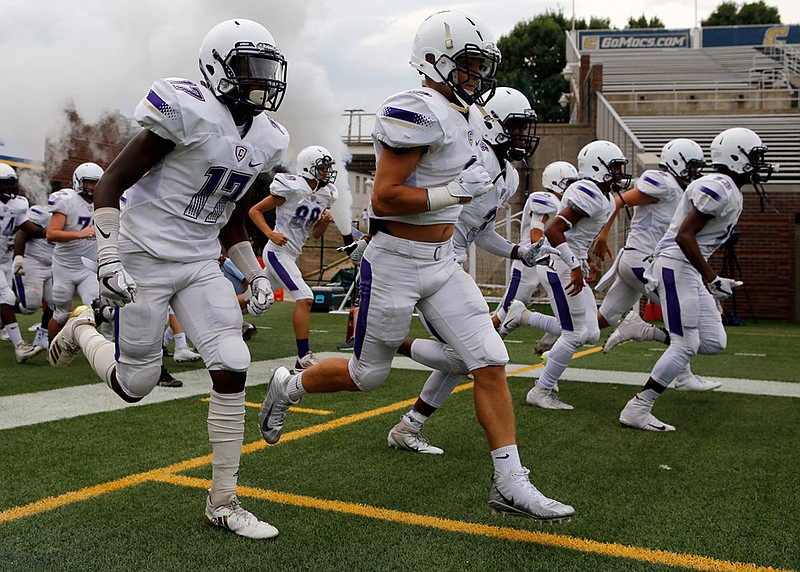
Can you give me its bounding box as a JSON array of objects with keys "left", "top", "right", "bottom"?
[{"left": 1, "top": 302, "right": 798, "bottom": 572}]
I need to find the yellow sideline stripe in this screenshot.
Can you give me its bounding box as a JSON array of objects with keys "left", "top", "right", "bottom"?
[
  {"left": 200, "top": 397, "right": 334, "bottom": 414},
  {"left": 507, "top": 346, "right": 602, "bottom": 376},
  {"left": 153, "top": 473, "right": 793, "bottom": 572}
]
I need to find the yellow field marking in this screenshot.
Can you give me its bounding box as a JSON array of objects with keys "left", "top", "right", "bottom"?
[
  {"left": 199, "top": 397, "right": 333, "bottom": 415},
  {"left": 153, "top": 473, "right": 794, "bottom": 572},
  {"left": 506, "top": 346, "right": 602, "bottom": 376}
]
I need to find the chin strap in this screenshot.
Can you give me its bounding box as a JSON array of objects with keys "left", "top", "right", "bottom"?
[{"left": 753, "top": 180, "right": 779, "bottom": 214}]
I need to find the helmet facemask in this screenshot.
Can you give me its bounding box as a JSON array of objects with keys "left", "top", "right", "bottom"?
[
  {"left": 742, "top": 145, "right": 773, "bottom": 185},
  {"left": 205, "top": 42, "right": 287, "bottom": 116},
  {"left": 500, "top": 114, "right": 540, "bottom": 161},
  {"left": 0, "top": 179, "right": 17, "bottom": 203},
  {"left": 309, "top": 156, "right": 337, "bottom": 187},
  {"left": 435, "top": 45, "right": 499, "bottom": 106},
  {"left": 603, "top": 159, "right": 632, "bottom": 192}
]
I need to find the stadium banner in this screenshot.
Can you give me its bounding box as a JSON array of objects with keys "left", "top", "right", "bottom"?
[
  {"left": 578, "top": 29, "right": 691, "bottom": 50},
  {"left": 702, "top": 25, "right": 800, "bottom": 47}
]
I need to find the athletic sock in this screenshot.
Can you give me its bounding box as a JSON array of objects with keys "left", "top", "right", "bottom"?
[
  {"left": 5, "top": 323, "right": 23, "bottom": 346},
  {"left": 491, "top": 444, "right": 522, "bottom": 475},
  {"left": 207, "top": 390, "right": 246, "bottom": 507},
  {"left": 174, "top": 332, "right": 188, "bottom": 351},
  {"left": 296, "top": 338, "right": 310, "bottom": 357},
  {"left": 76, "top": 324, "right": 117, "bottom": 385}
]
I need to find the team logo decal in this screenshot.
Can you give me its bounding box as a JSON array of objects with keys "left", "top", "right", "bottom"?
[{"left": 235, "top": 146, "right": 247, "bottom": 162}]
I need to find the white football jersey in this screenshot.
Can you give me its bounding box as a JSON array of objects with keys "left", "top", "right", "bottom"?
[
  {"left": 655, "top": 172, "right": 743, "bottom": 262},
  {"left": 520, "top": 191, "right": 561, "bottom": 248},
  {"left": 0, "top": 195, "right": 29, "bottom": 263},
  {"left": 265, "top": 174, "right": 338, "bottom": 258},
  {"left": 23, "top": 203, "right": 55, "bottom": 265},
  {"left": 120, "top": 77, "right": 289, "bottom": 262},
  {"left": 558, "top": 180, "right": 615, "bottom": 260},
  {"left": 370, "top": 87, "right": 482, "bottom": 226},
  {"left": 49, "top": 190, "right": 96, "bottom": 269},
  {"left": 452, "top": 139, "right": 518, "bottom": 256},
  {"left": 625, "top": 170, "right": 683, "bottom": 254}
]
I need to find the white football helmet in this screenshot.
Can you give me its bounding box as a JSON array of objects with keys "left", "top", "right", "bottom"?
[
  {"left": 711, "top": 128, "right": 772, "bottom": 181},
  {"left": 410, "top": 10, "right": 501, "bottom": 106},
  {"left": 72, "top": 162, "right": 104, "bottom": 199},
  {"left": 541, "top": 161, "right": 579, "bottom": 196},
  {"left": 0, "top": 163, "right": 18, "bottom": 203},
  {"left": 199, "top": 19, "right": 287, "bottom": 115},
  {"left": 296, "top": 146, "right": 337, "bottom": 186},
  {"left": 479, "top": 87, "right": 539, "bottom": 161},
  {"left": 659, "top": 138, "right": 705, "bottom": 184},
  {"left": 578, "top": 140, "right": 631, "bottom": 190}
]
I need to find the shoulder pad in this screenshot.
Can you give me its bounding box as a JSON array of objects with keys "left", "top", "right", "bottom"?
[
  {"left": 373, "top": 89, "right": 446, "bottom": 149},
  {"left": 688, "top": 174, "right": 735, "bottom": 216}
]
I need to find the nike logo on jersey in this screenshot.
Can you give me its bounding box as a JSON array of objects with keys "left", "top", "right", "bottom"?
[{"left": 248, "top": 160, "right": 263, "bottom": 168}]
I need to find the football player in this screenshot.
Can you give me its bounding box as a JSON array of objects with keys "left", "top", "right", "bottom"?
[
  {"left": 618, "top": 128, "right": 770, "bottom": 431},
  {"left": 48, "top": 19, "right": 289, "bottom": 538},
  {"left": 385, "top": 87, "right": 554, "bottom": 455},
  {"left": 495, "top": 160, "right": 578, "bottom": 354},
  {"left": 514, "top": 141, "right": 629, "bottom": 410},
  {"left": 45, "top": 163, "right": 103, "bottom": 340},
  {"left": 249, "top": 145, "right": 338, "bottom": 369},
  {"left": 592, "top": 139, "right": 719, "bottom": 391},
  {"left": 259, "top": 10, "right": 574, "bottom": 523},
  {"left": 0, "top": 163, "right": 43, "bottom": 362}
]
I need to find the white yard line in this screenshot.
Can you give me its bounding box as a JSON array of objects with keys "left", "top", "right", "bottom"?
[{"left": 1, "top": 352, "right": 797, "bottom": 431}]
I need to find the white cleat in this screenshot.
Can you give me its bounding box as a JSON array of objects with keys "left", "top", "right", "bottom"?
[
  {"left": 259, "top": 366, "right": 300, "bottom": 444},
  {"left": 673, "top": 371, "right": 722, "bottom": 392},
  {"left": 48, "top": 306, "right": 95, "bottom": 368},
  {"left": 204, "top": 492, "right": 278, "bottom": 539},
  {"left": 533, "top": 332, "right": 557, "bottom": 355},
  {"left": 619, "top": 395, "right": 676, "bottom": 432},
  {"left": 498, "top": 300, "right": 526, "bottom": 339},
  {"left": 295, "top": 351, "right": 320, "bottom": 370},
  {"left": 489, "top": 467, "right": 575, "bottom": 522},
  {"left": 173, "top": 347, "right": 202, "bottom": 363},
  {"left": 0, "top": 329, "right": 10, "bottom": 341},
  {"left": 33, "top": 326, "right": 49, "bottom": 351},
  {"left": 15, "top": 341, "right": 42, "bottom": 363},
  {"left": 603, "top": 311, "right": 655, "bottom": 353},
  {"left": 526, "top": 385, "right": 573, "bottom": 410},
  {"left": 387, "top": 420, "right": 444, "bottom": 455}
]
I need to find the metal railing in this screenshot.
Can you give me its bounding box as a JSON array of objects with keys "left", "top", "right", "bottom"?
[{"left": 596, "top": 93, "right": 646, "bottom": 166}]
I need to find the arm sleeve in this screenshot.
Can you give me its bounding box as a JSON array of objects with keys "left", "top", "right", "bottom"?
[{"left": 474, "top": 229, "right": 515, "bottom": 258}]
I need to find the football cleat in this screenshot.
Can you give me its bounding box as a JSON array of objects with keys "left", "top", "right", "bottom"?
[
  {"left": 498, "top": 300, "right": 526, "bottom": 339},
  {"left": 526, "top": 385, "right": 573, "bottom": 410},
  {"left": 15, "top": 341, "right": 42, "bottom": 363},
  {"left": 242, "top": 322, "right": 258, "bottom": 341},
  {"left": 673, "top": 370, "right": 722, "bottom": 392},
  {"left": 157, "top": 366, "right": 183, "bottom": 388},
  {"left": 603, "top": 310, "right": 655, "bottom": 353},
  {"left": 489, "top": 467, "right": 575, "bottom": 522},
  {"left": 259, "top": 366, "right": 300, "bottom": 444},
  {"left": 173, "top": 347, "right": 202, "bottom": 363},
  {"left": 619, "top": 394, "right": 676, "bottom": 432},
  {"left": 48, "top": 305, "right": 95, "bottom": 367},
  {"left": 533, "top": 331, "right": 557, "bottom": 355},
  {"left": 387, "top": 420, "right": 444, "bottom": 455},
  {"left": 0, "top": 328, "right": 10, "bottom": 341},
  {"left": 295, "top": 351, "right": 320, "bottom": 370},
  {"left": 33, "top": 326, "right": 49, "bottom": 351},
  {"left": 204, "top": 492, "right": 279, "bottom": 539}
]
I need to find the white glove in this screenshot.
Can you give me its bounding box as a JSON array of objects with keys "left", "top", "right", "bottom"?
[
  {"left": 517, "top": 238, "right": 559, "bottom": 268},
  {"left": 446, "top": 160, "right": 494, "bottom": 200},
  {"left": 246, "top": 276, "right": 274, "bottom": 316},
  {"left": 97, "top": 260, "right": 138, "bottom": 307},
  {"left": 12, "top": 255, "right": 25, "bottom": 276},
  {"left": 337, "top": 239, "right": 368, "bottom": 264},
  {"left": 707, "top": 276, "right": 743, "bottom": 301}
]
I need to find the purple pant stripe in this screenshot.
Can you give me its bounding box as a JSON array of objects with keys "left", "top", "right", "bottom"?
[
  {"left": 423, "top": 317, "right": 446, "bottom": 344},
  {"left": 632, "top": 266, "right": 647, "bottom": 285},
  {"left": 267, "top": 251, "right": 299, "bottom": 291},
  {"left": 353, "top": 258, "right": 372, "bottom": 360},
  {"left": 114, "top": 308, "right": 120, "bottom": 361},
  {"left": 501, "top": 268, "right": 522, "bottom": 312},
  {"left": 661, "top": 267, "right": 683, "bottom": 336},
  {"left": 14, "top": 275, "right": 27, "bottom": 308},
  {"left": 547, "top": 271, "right": 574, "bottom": 331}
]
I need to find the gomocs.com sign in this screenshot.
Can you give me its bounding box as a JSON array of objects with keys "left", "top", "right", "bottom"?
[{"left": 580, "top": 29, "right": 691, "bottom": 50}]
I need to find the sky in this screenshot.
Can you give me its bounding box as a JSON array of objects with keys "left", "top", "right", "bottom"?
[{"left": 1, "top": 0, "right": 798, "bottom": 167}]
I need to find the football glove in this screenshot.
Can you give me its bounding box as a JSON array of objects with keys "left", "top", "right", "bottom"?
[
  {"left": 247, "top": 276, "right": 274, "bottom": 317},
  {"left": 97, "top": 260, "right": 138, "bottom": 307},
  {"left": 446, "top": 160, "right": 494, "bottom": 200},
  {"left": 337, "top": 238, "right": 368, "bottom": 264},
  {"left": 707, "top": 276, "right": 743, "bottom": 301},
  {"left": 12, "top": 255, "right": 25, "bottom": 276},
  {"left": 517, "top": 238, "right": 559, "bottom": 268}
]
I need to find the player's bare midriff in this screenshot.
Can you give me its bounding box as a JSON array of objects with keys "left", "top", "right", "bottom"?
[{"left": 384, "top": 220, "right": 454, "bottom": 243}]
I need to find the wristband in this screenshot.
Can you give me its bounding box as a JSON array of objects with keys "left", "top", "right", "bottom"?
[
  {"left": 94, "top": 207, "right": 122, "bottom": 264},
  {"left": 427, "top": 186, "right": 461, "bottom": 211},
  {"left": 555, "top": 242, "right": 580, "bottom": 270}
]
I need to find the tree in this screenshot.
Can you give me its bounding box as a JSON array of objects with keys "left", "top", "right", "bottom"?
[
  {"left": 496, "top": 11, "right": 610, "bottom": 123},
  {"left": 701, "top": 1, "right": 780, "bottom": 26},
  {"left": 626, "top": 15, "right": 665, "bottom": 28}
]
